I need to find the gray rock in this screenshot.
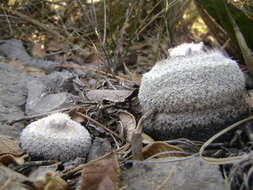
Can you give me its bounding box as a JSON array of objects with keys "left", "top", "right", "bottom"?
[
  {"left": 0, "top": 62, "right": 30, "bottom": 136},
  {"left": 87, "top": 137, "right": 112, "bottom": 161},
  {"left": 0, "top": 39, "right": 32, "bottom": 63},
  {"left": 122, "top": 157, "right": 225, "bottom": 190},
  {"left": 25, "top": 71, "right": 76, "bottom": 115},
  {"left": 0, "top": 124, "right": 24, "bottom": 138}
]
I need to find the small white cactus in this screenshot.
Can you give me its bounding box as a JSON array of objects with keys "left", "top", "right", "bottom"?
[
  {"left": 20, "top": 113, "right": 91, "bottom": 161},
  {"left": 138, "top": 43, "right": 248, "bottom": 140}
]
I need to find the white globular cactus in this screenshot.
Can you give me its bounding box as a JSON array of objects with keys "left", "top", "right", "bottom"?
[
  {"left": 138, "top": 43, "right": 248, "bottom": 140},
  {"left": 19, "top": 113, "right": 91, "bottom": 161}
]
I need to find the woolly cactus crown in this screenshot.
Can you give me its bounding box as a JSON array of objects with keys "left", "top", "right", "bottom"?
[
  {"left": 168, "top": 42, "right": 205, "bottom": 56},
  {"left": 138, "top": 43, "right": 247, "bottom": 140},
  {"left": 20, "top": 113, "right": 91, "bottom": 161},
  {"left": 139, "top": 48, "right": 245, "bottom": 113}
]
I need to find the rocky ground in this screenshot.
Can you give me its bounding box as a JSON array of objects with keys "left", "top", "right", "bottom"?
[{"left": 0, "top": 39, "right": 252, "bottom": 190}]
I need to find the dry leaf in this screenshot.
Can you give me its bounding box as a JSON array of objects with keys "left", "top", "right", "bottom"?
[
  {"left": 68, "top": 107, "right": 87, "bottom": 123},
  {"left": 0, "top": 154, "right": 26, "bottom": 165},
  {"left": 0, "top": 135, "right": 23, "bottom": 156},
  {"left": 118, "top": 111, "right": 137, "bottom": 141},
  {"left": 142, "top": 141, "right": 184, "bottom": 160},
  {"left": 81, "top": 154, "right": 120, "bottom": 190},
  {"left": 33, "top": 171, "right": 68, "bottom": 190},
  {"left": 87, "top": 90, "right": 134, "bottom": 103},
  {"left": 0, "top": 165, "right": 30, "bottom": 189},
  {"left": 141, "top": 133, "right": 155, "bottom": 144},
  {"left": 0, "top": 135, "right": 25, "bottom": 165},
  {"left": 0, "top": 135, "right": 24, "bottom": 165}
]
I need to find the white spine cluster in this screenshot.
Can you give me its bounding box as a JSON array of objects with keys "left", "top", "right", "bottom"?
[
  {"left": 138, "top": 43, "right": 247, "bottom": 140},
  {"left": 168, "top": 42, "right": 205, "bottom": 57},
  {"left": 20, "top": 113, "right": 91, "bottom": 161}
]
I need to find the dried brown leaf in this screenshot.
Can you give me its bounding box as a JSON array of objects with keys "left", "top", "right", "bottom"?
[
  {"left": 141, "top": 133, "right": 155, "bottom": 144},
  {"left": 33, "top": 171, "right": 68, "bottom": 190},
  {"left": 0, "top": 154, "right": 26, "bottom": 165},
  {"left": 68, "top": 107, "right": 87, "bottom": 123},
  {"left": 142, "top": 141, "right": 184, "bottom": 160},
  {"left": 0, "top": 165, "right": 30, "bottom": 189},
  {"left": 118, "top": 111, "right": 137, "bottom": 141},
  {"left": 0, "top": 135, "right": 23, "bottom": 156},
  {"left": 87, "top": 90, "right": 134, "bottom": 103},
  {"left": 81, "top": 154, "right": 120, "bottom": 190}
]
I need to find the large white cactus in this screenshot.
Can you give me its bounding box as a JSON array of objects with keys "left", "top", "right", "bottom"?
[{"left": 138, "top": 43, "right": 248, "bottom": 140}]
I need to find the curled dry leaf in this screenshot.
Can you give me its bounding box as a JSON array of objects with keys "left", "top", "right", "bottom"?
[
  {"left": 141, "top": 133, "right": 155, "bottom": 144},
  {"left": 68, "top": 107, "right": 87, "bottom": 123},
  {"left": 0, "top": 165, "right": 30, "bottom": 190},
  {"left": 33, "top": 171, "right": 68, "bottom": 190},
  {"left": 87, "top": 90, "right": 135, "bottom": 103},
  {"left": 118, "top": 111, "right": 137, "bottom": 142},
  {"left": 142, "top": 141, "right": 185, "bottom": 160},
  {"left": 0, "top": 135, "right": 24, "bottom": 165},
  {"left": 81, "top": 153, "right": 120, "bottom": 190}
]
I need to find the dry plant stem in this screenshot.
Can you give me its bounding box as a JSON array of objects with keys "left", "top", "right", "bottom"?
[
  {"left": 7, "top": 105, "right": 95, "bottom": 125},
  {"left": 131, "top": 110, "right": 154, "bottom": 161},
  {"left": 125, "top": 153, "right": 199, "bottom": 165},
  {"left": 1, "top": 7, "right": 13, "bottom": 34},
  {"left": 0, "top": 178, "right": 12, "bottom": 190},
  {"left": 17, "top": 160, "right": 58, "bottom": 168},
  {"left": 137, "top": 0, "right": 179, "bottom": 36},
  {"left": 200, "top": 115, "right": 253, "bottom": 165},
  {"left": 5, "top": 8, "right": 65, "bottom": 40},
  {"left": 75, "top": 112, "right": 126, "bottom": 142},
  {"left": 77, "top": 0, "right": 113, "bottom": 71},
  {"left": 57, "top": 63, "right": 138, "bottom": 85},
  {"left": 225, "top": 2, "right": 253, "bottom": 75},
  {"left": 194, "top": 0, "right": 228, "bottom": 45},
  {"left": 131, "top": 132, "right": 143, "bottom": 161},
  {"left": 62, "top": 146, "right": 128, "bottom": 179},
  {"left": 102, "top": 0, "right": 107, "bottom": 44}
]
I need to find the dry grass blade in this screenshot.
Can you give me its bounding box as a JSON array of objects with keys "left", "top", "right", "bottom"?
[
  {"left": 200, "top": 115, "right": 253, "bottom": 164},
  {"left": 142, "top": 141, "right": 184, "bottom": 160}
]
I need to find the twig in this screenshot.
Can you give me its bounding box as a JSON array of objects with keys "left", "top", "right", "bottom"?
[
  {"left": 103, "top": 0, "right": 107, "bottom": 44},
  {"left": 1, "top": 6, "right": 13, "bottom": 34},
  {"left": 76, "top": 112, "right": 126, "bottom": 142},
  {"left": 7, "top": 105, "right": 95, "bottom": 125},
  {"left": 200, "top": 115, "right": 253, "bottom": 165},
  {"left": 57, "top": 63, "right": 139, "bottom": 85},
  {"left": 5, "top": 8, "right": 65, "bottom": 40}
]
